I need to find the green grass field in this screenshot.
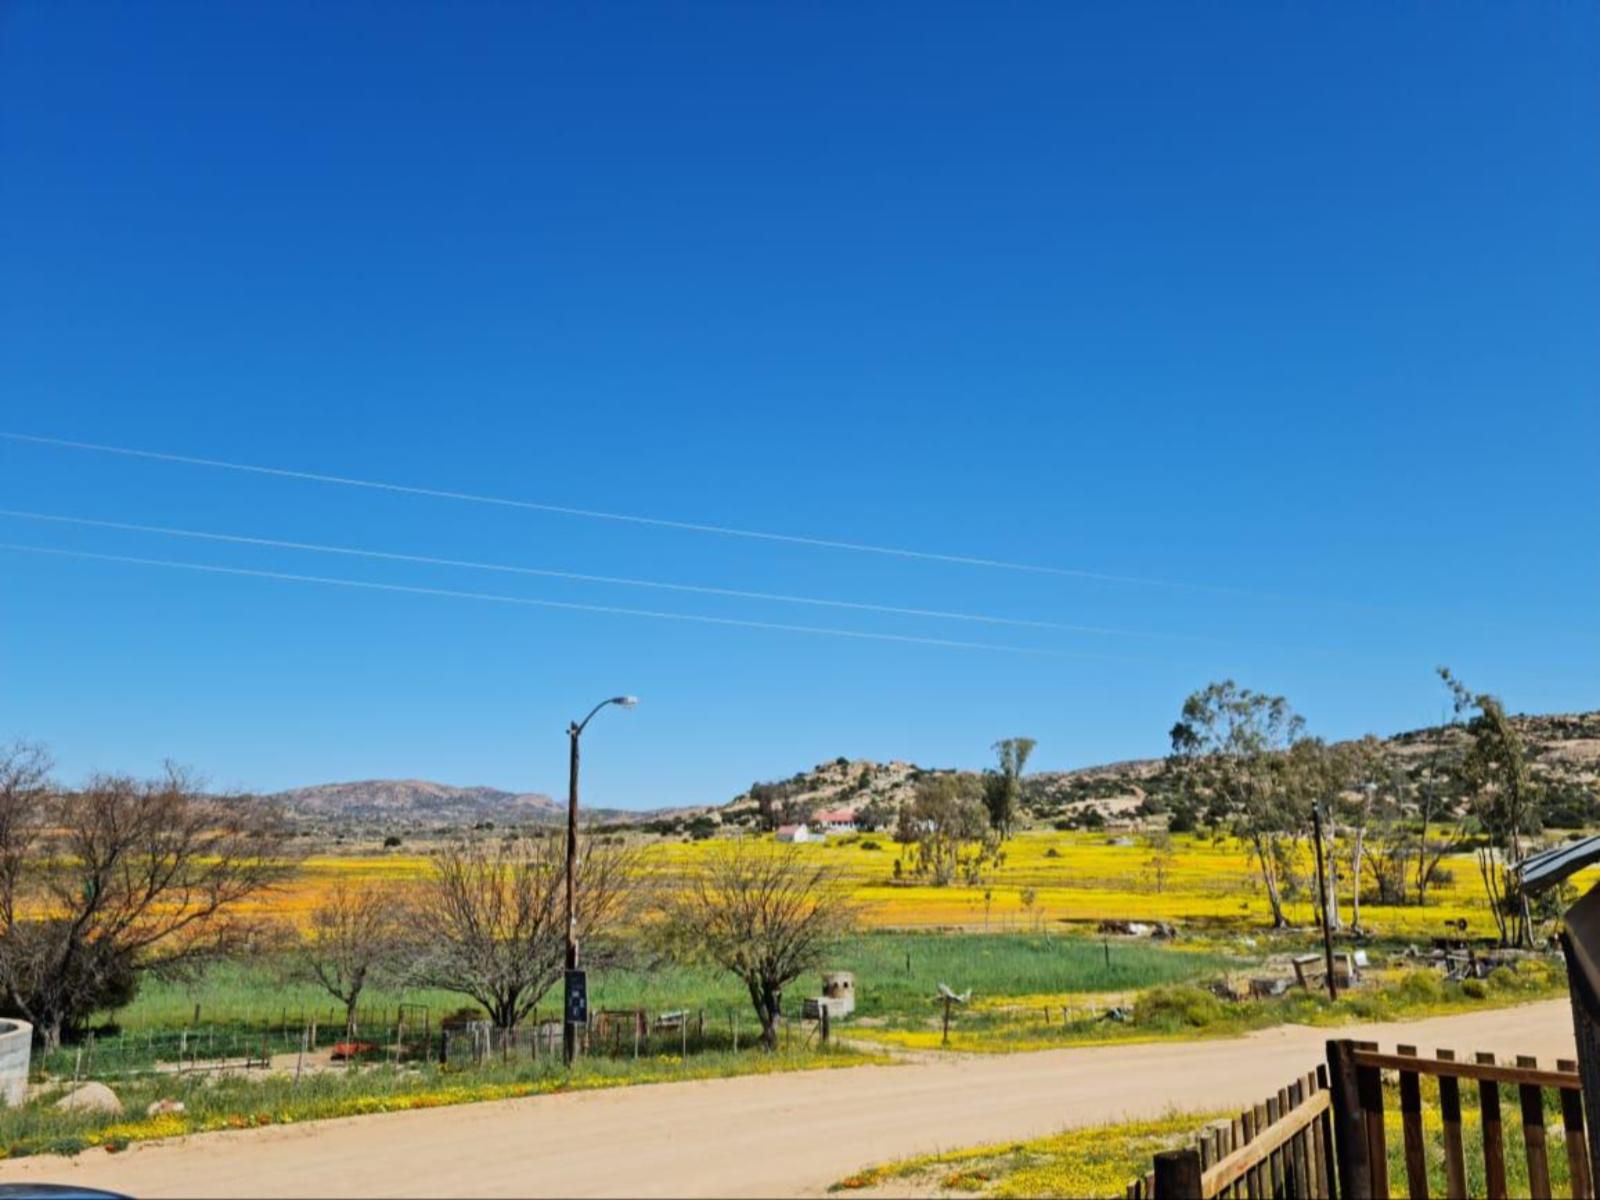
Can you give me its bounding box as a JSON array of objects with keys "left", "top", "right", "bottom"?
[{"left": 102, "top": 931, "right": 1239, "bottom": 1034}]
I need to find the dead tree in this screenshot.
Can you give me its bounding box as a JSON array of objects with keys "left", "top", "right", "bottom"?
[
  {"left": 296, "top": 880, "right": 406, "bottom": 1037},
  {"left": 0, "top": 753, "right": 291, "bottom": 1049},
  {"left": 660, "top": 842, "right": 859, "bottom": 1051},
  {"left": 409, "top": 835, "right": 636, "bottom": 1031}
]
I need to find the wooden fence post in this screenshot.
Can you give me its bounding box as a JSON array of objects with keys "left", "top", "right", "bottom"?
[
  {"left": 1396, "top": 1045, "right": 1427, "bottom": 1200},
  {"left": 1326, "top": 1039, "right": 1374, "bottom": 1199},
  {"left": 1153, "top": 1148, "right": 1203, "bottom": 1199},
  {"left": 1557, "top": 1058, "right": 1593, "bottom": 1200},
  {"left": 1436, "top": 1049, "right": 1468, "bottom": 1200}
]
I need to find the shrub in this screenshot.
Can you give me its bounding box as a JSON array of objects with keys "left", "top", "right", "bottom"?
[
  {"left": 1167, "top": 807, "right": 1198, "bottom": 834},
  {"left": 382, "top": 835, "right": 402, "bottom": 848},
  {"left": 1461, "top": 978, "right": 1489, "bottom": 999},
  {"left": 1395, "top": 970, "right": 1444, "bottom": 1004},
  {"left": 1515, "top": 959, "right": 1556, "bottom": 988},
  {"left": 858, "top": 840, "right": 881, "bottom": 851},
  {"left": 1051, "top": 820, "right": 1072, "bottom": 832},
  {"left": 1134, "top": 985, "right": 1223, "bottom": 1029},
  {"left": 1044, "top": 847, "right": 1061, "bottom": 859},
  {"left": 1487, "top": 966, "right": 1520, "bottom": 992}
]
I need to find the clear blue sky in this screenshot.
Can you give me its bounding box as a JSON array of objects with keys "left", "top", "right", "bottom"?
[{"left": 1, "top": 4, "right": 1595, "bottom": 808}]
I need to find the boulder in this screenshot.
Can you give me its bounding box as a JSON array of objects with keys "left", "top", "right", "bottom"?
[{"left": 54, "top": 1081, "right": 122, "bottom": 1116}]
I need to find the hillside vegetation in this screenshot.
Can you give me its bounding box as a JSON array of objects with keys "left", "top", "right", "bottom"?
[{"left": 713, "top": 710, "right": 1600, "bottom": 834}]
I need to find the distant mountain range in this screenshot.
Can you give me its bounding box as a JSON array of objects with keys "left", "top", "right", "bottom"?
[
  {"left": 267, "top": 710, "right": 1600, "bottom": 830},
  {"left": 267, "top": 777, "right": 695, "bottom": 827},
  {"left": 269, "top": 779, "right": 564, "bottom": 824}
]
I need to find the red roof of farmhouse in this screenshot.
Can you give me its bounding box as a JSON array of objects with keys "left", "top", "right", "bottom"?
[{"left": 814, "top": 809, "right": 856, "bottom": 823}]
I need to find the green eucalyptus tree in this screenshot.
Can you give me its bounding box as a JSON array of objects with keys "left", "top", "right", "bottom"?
[{"left": 1168, "top": 682, "right": 1307, "bottom": 929}]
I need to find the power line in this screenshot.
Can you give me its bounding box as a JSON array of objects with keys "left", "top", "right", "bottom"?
[
  {"left": 0, "top": 508, "right": 1223, "bottom": 645},
  {"left": 0, "top": 430, "right": 1250, "bottom": 595},
  {"left": 0, "top": 542, "right": 1126, "bottom": 659}
]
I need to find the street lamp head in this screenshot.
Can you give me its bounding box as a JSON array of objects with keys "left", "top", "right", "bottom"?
[{"left": 613, "top": 695, "right": 639, "bottom": 708}]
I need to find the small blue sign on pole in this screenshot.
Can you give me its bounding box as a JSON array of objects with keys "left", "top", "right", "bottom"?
[{"left": 564, "top": 969, "right": 588, "bottom": 1026}]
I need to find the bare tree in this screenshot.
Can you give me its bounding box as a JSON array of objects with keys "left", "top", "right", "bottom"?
[
  {"left": 410, "top": 835, "right": 636, "bottom": 1030},
  {"left": 0, "top": 742, "right": 51, "bottom": 935},
  {"left": 0, "top": 758, "right": 290, "bottom": 1049},
  {"left": 296, "top": 881, "right": 406, "bottom": 1037},
  {"left": 660, "top": 842, "right": 859, "bottom": 1050},
  {"left": 1143, "top": 831, "right": 1175, "bottom": 894}
]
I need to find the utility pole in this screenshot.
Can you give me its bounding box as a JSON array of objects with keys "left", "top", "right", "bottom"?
[
  {"left": 563, "top": 695, "right": 637, "bottom": 1065},
  {"left": 1312, "top": 801, "right": 1338, "bottom": 1000}
]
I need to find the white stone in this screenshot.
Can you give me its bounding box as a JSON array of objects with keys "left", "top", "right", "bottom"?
[{"left": 54, "top": 1081, "right": 123, "bottom": 1116}]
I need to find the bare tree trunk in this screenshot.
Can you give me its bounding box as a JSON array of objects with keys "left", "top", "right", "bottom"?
[
  {"left": 1324, "top": 829, "right": 1342, "bottom": 931},
  {"left": 345, "top": 997, "right": 359, "bottom": 1039},
  {"left": 1252, "top": 836, "right": 1287, "bottom": 929},
  {"left": 1478, "top": 847, "right": 1510, "bottom": 947},
  {"left": 753, "top": 982, "right": 782, "bottom": 1052},
  {"left": 1351, "top": 827, "right": 1365, "bottom": 932}
]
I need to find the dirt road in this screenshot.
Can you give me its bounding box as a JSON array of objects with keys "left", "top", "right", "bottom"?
[{"left": 0, "top": 1001, "right": 1576, "bottom": 1198}]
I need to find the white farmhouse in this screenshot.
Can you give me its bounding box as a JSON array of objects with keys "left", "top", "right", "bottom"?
[
  {"left": 775, "top": 823, "right": 812, "bottom": 843},
  {"left": 814, "top": 809, "right": 858, "bottom": 835}
]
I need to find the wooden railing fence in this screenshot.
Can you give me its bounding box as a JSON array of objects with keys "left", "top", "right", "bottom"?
[
  {"left": 1135, "top": 1040, "right": 1595, "bottom": 1199},
  {"left": 1331, "top": 1040, "right": 1591, "bottom": 1200},
  {"left": 1128, "top": 1068, "right": 1335, "bottom": 1199}
]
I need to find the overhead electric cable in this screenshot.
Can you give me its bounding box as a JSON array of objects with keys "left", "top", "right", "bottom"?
[
  {"left": 0, "top": 508, "right": 1220, "bottom": 644},
  {"left": 0, "top": 431, "right": 1251, "bottom": 595},
  {"left": 0, "top": 542, "right": 1128, "bottom": 659}
]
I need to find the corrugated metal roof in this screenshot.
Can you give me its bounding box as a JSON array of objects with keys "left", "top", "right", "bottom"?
[{"left": 1515, "top": 835, "right": 1600, "bottom": 895}]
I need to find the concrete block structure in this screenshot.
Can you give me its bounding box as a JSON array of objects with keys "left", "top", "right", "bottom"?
[{"left": 0, "top": 1019, "right": 30, "bottom": 1108}]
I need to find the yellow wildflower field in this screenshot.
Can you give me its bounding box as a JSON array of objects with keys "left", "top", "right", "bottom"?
[{"left": 252, "top": 830, "right": 1592, "bottom": 938}]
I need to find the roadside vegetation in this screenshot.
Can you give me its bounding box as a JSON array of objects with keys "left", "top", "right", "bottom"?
[
  {"left": 833, "top": 1056, "right": 1578, "bottom": 1199},
  {"left": 1, "top": 1043, "right": 869, "bottom": 1162},
  {"left": 851, "top": 957, "right": 1563, "bottom": 1054}
]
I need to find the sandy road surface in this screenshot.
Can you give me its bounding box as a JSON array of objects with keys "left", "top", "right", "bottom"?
[{"left": 0, "top": 1001, "right": 1575, "bottom": 1199}]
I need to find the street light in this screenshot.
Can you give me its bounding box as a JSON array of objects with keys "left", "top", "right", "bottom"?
[{"left": 563, "top": 695, "right": 637, "bottom": 1065}]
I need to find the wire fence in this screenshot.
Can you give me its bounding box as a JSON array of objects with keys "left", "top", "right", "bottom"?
[{"left": 38, "top": 1002, "right": 830, "bottom": 1084}]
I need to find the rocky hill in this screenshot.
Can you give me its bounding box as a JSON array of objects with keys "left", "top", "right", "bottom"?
[
  {"left": 715, "top": 710, "right": 1600, "bottom": 831},
  {"left": 266, "top": 710, "right": 1600, "bottom": 834}
]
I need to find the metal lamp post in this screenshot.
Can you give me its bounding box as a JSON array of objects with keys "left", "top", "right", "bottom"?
[{"left": 562, "top": 694, "right": 637, "bottom": 1065}]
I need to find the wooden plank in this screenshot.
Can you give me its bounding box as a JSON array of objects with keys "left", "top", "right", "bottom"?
[
  {"left": 1518, "top": 1055, "right": 1553, "bottom": 1200},
  {"left": 1327, "top": 1039, "right": 1374, "bottom": 1200},
  {"left": 1478, "top": 1051, "right": 1508, "bottom": 1200},
  {"left": 1397, "top": 1045, "right": 1429, "bottom": 1200},
  {"left": 1228, "top": 1115, "right": 1244, "bottom": 1200},
  {"left": 1306, "top": 1071, "right": 1327, "bottom": 1199},
  {"left": 1353, "top": 1049, "right": 1578, "bottom": 1090},
  {"left": 1251, "top": 1102, "right": 1271, "bottom": 1200},
  {"left": 1356, "top": 1047, "right": 1390, "bottom": 1200},
  {"left": 1288, "top": 1079, "right": 1310, "bottom": 1198},
  {"left": 1155, "top": 1148, "right": 1204, "bottom": 1199},
  {"left": 1316, "top": 1065, "right": 1338, "bottom": 1200},
  {"left": 1266, "top": 1095, "right": 1285, "bottom": 1198},
  {"left": 1437, "top": 1049, "right": 1468, "bottom": 1200},
  {"left": 1557, "top": 1056, "right": 1592, "bottom": 1200},
  {"left": 1239, "top": 1107, "right": 1259, "bottom": 1200}
]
